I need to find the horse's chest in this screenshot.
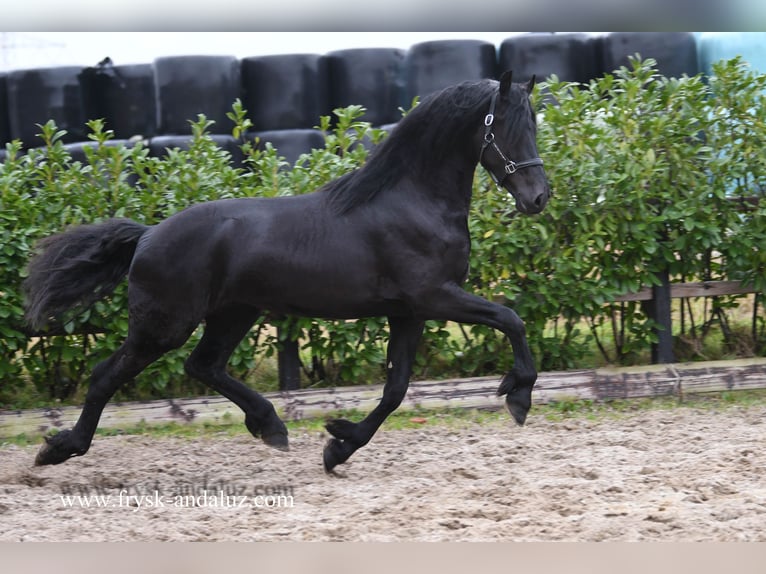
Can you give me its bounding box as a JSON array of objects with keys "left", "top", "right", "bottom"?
[{"left": 375, "top": 222, "right": 470, "bottom": 284}]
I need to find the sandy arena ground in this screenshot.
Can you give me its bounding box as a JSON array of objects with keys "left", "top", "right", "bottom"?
[{"left": 1, "top": 403, "right": 765, "bottom": 542}]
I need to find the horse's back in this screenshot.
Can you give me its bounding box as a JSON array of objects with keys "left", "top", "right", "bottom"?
[{"left": 126, "top": 194, "right": 385, "bottom": 318}]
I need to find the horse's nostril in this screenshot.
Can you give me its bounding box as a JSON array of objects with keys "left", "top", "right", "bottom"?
[{"left": 534, "top": 192, "right": 545, "bottom": 208}]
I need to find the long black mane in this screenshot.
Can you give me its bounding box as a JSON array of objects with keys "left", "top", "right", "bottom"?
[{"left": 324, "top": 79, "right": 499, "bottom": 214}]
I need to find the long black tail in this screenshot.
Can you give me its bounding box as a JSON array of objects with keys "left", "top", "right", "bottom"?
[{"left": 24, "top": 218, "right": 150, "bottom": 331}]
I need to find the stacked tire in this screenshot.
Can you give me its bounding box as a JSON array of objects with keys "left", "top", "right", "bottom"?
[
  {"left": 5, "top": 66, "right": 87, "bottom": 149},
  {"left": 326, "top": 48, "right": 406, "bottom": 126},
  {"left": 498, "top": 33, "right": 602, "bottom": 85},
  {"left": 78, "top": 59, "right": 156, "bottom": 140},
  {"left": 150, "top": 55, "right": 242, "bottom": 164},
  {"left": 68, "top": 59, "right": 157, "bottom": 166},
  {"left": 241, "top": 53, "right": 331, "bottom": 165},
  {"left": 0, "top": 73, "right": 10, "bottom": 162},
  {"left": 600, "top": 32, "right": 699, "bottom": 78},
  {"left": 404, "top": 39, "right": 497, "bottom": 102},
  {"left": 7, "top": 33, "right": 755, "bottom": 172}
]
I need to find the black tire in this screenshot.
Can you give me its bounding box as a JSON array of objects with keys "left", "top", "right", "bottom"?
[
  {"left": 153, "top": 56, "right": 240, "bottom": 135},
  {"left": 601, "top": 32, "right": 699, "bottom": 78},
  {"left": 326, "top": 48, "right": 405, "bottom": 126},
  {"left": 6, "top": 66, "right": 87, "bottom": 149},
  {"left": 0, "top": 73, "right": 10, "bottom": 148},
  {"left": 79, "top": 60, "right": 157, "bottom": 139},
  {"left": 249, "top": 128, "right": 326, "bottom": 166},
  {"left": 498, "top": 33, "right": 602, "bottom": 85},
  {"left": 404, "top": 39, "right": 497, "bottom": 102},
  {"left": 241, "top": 54, "right": 330, "bottom": 131}
]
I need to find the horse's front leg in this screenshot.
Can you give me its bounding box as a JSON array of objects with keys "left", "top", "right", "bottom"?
[
  {"left": 415, "top": 283, "right": 537, "bottom": 426},
  {"left": 323, "top": 316, "right": 425, "bottom": 473}
]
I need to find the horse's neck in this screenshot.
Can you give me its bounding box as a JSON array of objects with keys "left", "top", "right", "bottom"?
[{"left": 404, "top": 137, "right": 480, "bottom": 214}]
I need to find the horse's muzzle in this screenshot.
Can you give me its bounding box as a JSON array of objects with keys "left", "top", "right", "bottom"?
[{"left": 510, "top": 185, "right": 550, "bottom": 215}]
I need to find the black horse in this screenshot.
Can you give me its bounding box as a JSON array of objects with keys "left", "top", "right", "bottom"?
[{"left": 24, "top": 71, "right": 550, "bottom": 472}]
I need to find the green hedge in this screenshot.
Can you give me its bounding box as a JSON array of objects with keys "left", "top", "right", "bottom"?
[
  {"left": 1, "top": 57, "right": 764, "bottom": 407},
  {"left": 530, "top": 56, "right": 766, "bottom": 363}
]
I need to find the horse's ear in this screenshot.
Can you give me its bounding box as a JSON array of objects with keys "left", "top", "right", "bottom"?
[
  {"left": 499, "top": 70, "right": 513, "bottom": 98},
  {"left": 525, "top": 75, "right": 536, "bottom": 95}
]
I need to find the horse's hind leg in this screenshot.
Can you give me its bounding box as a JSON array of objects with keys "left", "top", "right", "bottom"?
[
  {"left": 324, "top": 316, "right": 424, "bottom": 473},
  {"left": 184, "top": 306, "right": 288, "bottom": 450},
  {"left": 35, "top": 332, "right": 183, "bottom": 465}
]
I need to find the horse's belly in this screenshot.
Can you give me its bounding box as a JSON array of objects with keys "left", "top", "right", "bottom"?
[{"left": 233, "top": 268, "right": 406, "bottom": 318}]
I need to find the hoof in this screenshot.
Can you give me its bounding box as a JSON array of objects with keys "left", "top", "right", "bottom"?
[
  {"left": 503, "top": 385, "right": 532, "bottom": 426},
  {"left": 262, "top": 432, "right": 290, "bottom": 452},
  {"left": 497, "top": 370, "right": 534, "bottom": 426},
  {"left": 34, "top": 431, "right": 85, "bottom": 466},
  {"left": 504, "top": 397, "right": 529, "bottom": 426},
  {"left": 246, "top": 412, "right": 288, "bottom": 450},
  {"left": 323, "top": 438, "right": 351, "bottom": 474}
]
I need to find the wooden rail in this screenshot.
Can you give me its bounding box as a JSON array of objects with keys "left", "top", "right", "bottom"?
[
  {"left": 2, "top": 357, "right": 765, "bottom": 439},
  {"left": 614, "top": 280, "right": 759, "bottom": 302},
  {"left": 612, "top": 278, "right": 760, "bottom": 364}
]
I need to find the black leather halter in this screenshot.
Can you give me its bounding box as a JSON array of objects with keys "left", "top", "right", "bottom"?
[{"left": 479, "top": 90, "right": 544, "bottom": 187}]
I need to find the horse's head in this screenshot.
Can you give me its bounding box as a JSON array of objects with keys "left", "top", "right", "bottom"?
[{"left": 479, "top": 71, "right": 550, "bottom": 215}]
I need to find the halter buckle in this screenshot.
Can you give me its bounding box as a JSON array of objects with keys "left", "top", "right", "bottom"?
[
  {"left": 504, "top": 161, "right": 518, "bottom": 175},
  {"left": 484, "top": 113, "right": 494, "bottom": 127}
]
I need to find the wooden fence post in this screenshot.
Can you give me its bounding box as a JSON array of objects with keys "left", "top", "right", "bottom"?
[
  {"left": 276, "top": 324, "right": 302, "bottom": 391},
  {"left": 650, "top": 269, "right": 675, "bottom": 364}
]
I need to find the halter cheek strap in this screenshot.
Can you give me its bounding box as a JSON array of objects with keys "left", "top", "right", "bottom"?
[{"left": 480, "top": 91, "right": 543, "bottom": 187}]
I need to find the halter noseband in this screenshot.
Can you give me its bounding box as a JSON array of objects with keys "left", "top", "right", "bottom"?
[{"left": 479, "top": 90, "right": 543, "bottom": 187}]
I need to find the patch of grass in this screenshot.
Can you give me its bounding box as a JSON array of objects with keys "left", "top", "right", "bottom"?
[
  {"left": 538, "top": 388, "right": 766, "bottom": 423},
  {"left": 546, "top": 396, "right": 593, "bottom": 415}
]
